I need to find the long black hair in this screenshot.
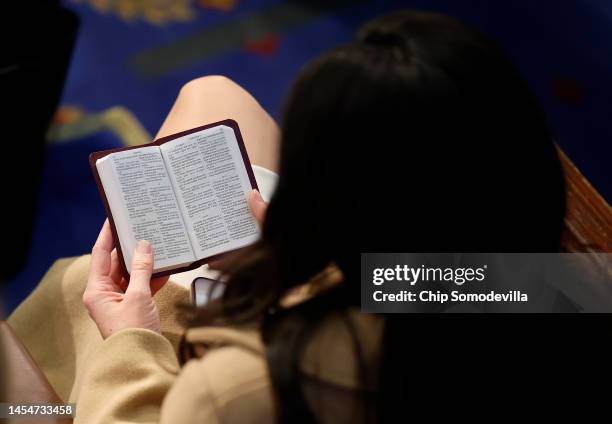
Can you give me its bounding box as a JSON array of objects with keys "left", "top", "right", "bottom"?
[{"left": 190, "top": 10, "right": 566, "bottom": 423}]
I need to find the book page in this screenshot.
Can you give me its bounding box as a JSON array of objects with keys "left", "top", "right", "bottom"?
[
  {"left": 96, "top": 146, "right": 196, "bottom": 272},
  {"left": 160, "top": 125, "right": 260, "bottom": 259}
]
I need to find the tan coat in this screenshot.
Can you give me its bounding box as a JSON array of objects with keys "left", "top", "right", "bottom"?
[{"left": 8, "top": 256, "right": 382, "bottom": 423}]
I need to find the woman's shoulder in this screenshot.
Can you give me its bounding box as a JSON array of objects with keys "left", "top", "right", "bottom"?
[
  {"left": 176, "top": 326, "right": 273, "bottom": 423},
  {"left": 179, "top": 311, "right": 383, "bottom": 423},
  {"left": 302, "top": 309, "right": 384, "bottom": 390},
  {"left": 183, "top": 308, "right": 384, "bottom": 394}
]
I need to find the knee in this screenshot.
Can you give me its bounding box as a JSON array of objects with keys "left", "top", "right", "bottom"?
[{"left": 179, "top": 75, "right": 244, "bottom": 100}]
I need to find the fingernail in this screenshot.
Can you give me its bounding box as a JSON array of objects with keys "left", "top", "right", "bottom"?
[
  {"left": 252, "top": 189, "right": 264, "bottom": 202},
  {"left": 137, "top": 240, "right": 152, "bottom": 253}
]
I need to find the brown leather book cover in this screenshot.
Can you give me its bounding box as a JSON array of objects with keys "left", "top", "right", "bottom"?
[{"left": 89, "top": 119, "right": 259, "bottom": 279}]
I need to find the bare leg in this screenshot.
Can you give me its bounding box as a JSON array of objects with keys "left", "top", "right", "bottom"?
[{"left": 156, "top": 76, "right": 280, "bottom": 173}]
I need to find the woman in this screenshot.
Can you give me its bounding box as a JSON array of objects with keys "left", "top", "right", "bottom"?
[{"left": 9, "top": 10, "right": 567, "bottom": 423}]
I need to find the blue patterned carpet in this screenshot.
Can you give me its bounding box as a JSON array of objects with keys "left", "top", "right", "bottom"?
[{"left": 4, "top": 0, "right": 611, "bottom": 313}]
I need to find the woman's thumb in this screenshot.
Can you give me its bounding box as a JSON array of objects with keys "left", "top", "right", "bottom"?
[
  {"left": 248, "top": 189, "right": 267, "bottom": 225},
  {"left": 127, "top": 240, "right": 153, "bottom": 295}
]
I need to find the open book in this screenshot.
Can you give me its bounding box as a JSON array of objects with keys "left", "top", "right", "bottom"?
[{"left": 90, "top": 120, "right": 260, "bottom": 277}]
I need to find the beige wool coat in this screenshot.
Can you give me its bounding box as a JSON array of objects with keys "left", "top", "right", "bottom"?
[{"left": 8, "top": 255, "right": 382, "bottom": 423}]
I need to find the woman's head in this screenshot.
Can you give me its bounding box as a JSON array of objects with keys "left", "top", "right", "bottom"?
[
  {"left": 198, "top": 10, "right": 567, "bottom": 423},
  {"left": 264, "top": 10, "right": 565, "bottom": 287}
]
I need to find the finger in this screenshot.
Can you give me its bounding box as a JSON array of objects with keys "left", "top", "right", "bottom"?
[
  {"left": 126, "top": 240, "right": 154, "bottom": 296},
  {"left": 248, "top": 189, "right": 267, "bottom": 225},
  {"left": 118, "top": 277, "right": 129, "bottom": 293},
  {"left": 208, "top": 250, "right": 241, "bottom": 271},
  {"left": 90, "top": 220, "right": 114, "bottom": 278},
  {"left": 110, "top": 249, "right": 129, "bottom": 292},
  {"left": 110, "top": 249, "right": 123, "bottom": 282},
  {"left": 150, "top": 276, "right": 170, "bottom": 296},
  {"left": 207, "top": 259, "right": 224, "bottom": 270}
]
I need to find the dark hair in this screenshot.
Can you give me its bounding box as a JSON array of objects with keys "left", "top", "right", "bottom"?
[{"left": 190, "top": 10, "right": 565, "bottom": 423}]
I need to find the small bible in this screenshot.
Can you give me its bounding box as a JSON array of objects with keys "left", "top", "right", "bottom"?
[{"left": 90, "top": 119, "right": 260, "bottom": 278}]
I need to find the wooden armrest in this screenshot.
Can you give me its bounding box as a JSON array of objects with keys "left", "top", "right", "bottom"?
[
  {"left": 558, "top": 147, "right": 612, "bottom": 252},
  {"left": 0, "top": 321, "right": 72, "bottom": 423}
]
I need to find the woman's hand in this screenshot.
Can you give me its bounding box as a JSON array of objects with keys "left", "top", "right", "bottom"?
[
  {"left": 247, "top": 189, "right": 267, "bottom": 225},
  {"left": 83, "top": 220, "right": 169, "bottom": 339}
]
